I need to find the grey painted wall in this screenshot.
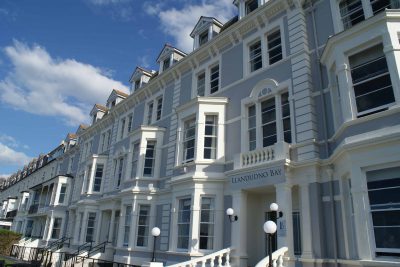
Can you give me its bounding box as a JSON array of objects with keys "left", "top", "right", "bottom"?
[
  {"left": 221, "top": 43, "right": 244, "bottom": 87},
  {"left": 180, "top": 72, "right": 193, "bottom": 105},
  {"left": 132, "top": 102, "right": 145, "bottom": 129}
]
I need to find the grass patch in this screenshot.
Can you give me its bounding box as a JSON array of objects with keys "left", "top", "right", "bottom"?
[{"left": 0, "top": 255, "right": 17, "bottom": 264}]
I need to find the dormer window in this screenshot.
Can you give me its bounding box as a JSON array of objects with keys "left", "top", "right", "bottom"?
[
  {"left": 199, "top": 30, "right": 209, "bottom": 46},
  {"left": 157, "top": 44, "right": 186, "bottom": 73},
  {"left": 191, "top": 17, "right": 223, "bottom": 51},
  {"left": 111, "top": 100, "right": 116, "bottom": 107},
  {"left": 134, "top": 80, "right": 140, "bottom": 90},
  {"left": 246, "top": 0, "right": 258, "bottom": 14},
  {"left": 163, "top": 58, "right": 171, "bottom": 71}
]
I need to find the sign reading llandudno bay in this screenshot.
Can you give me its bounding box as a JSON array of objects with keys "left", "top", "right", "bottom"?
[{"left": 229, "top": 165, "right": 285, "bottom": 189}]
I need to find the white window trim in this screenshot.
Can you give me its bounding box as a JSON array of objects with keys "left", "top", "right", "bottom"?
[
  {"left": 124, "top": 126, "right": 164, "bottom": 182},
  {"left": 241, "top": 79, "right": 293, "bottom": 152},
  {"left": 191, "top": 59, "right": 221, "bottom": 98},
  {"left": 144, "top": 91, "right": 164, "bottom": 125},
  {"left": 242, "top": 19, "right": 286, "bottom": 77},
  {"left": 175, "top": 98, "right": 228, "bottom": 166}
]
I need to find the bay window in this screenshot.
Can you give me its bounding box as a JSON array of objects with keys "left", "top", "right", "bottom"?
[
  {"left": 143, "top": 141, "right": 156, "bottom": 177},
  {"left": 93, "top": 164, "right": 103, "bottom": 192},
  {"left": 136, "top": 205, "right": 150, "bottom": 247},
  {"left": 199, "top": 197, "right": 215, "bottom": 250},
  {"left": 58, "top": 184, "right": 67, "bottom": 204},
  {"left": 183, "top": 118, "right": 196, "bottom": 163},
  {"left": 51, "top": 218, "right": 62, "bottom": 239},
  {"left": 367, "top": 167, "right": 400, "bottom": 256},
  {"left": 177, "top": 198, "right": 191, "bottom": 249},
  {"left": 130, "top": 142, "right": 140, "bottom": 178},
  {"left": 349, "top": 44, "right": 395, "bottom": 116},
  {"left": 123, "top": 206, "right": 132, "bottom": 247},
  {"left": 86, "top": 212, "right": 96, "bottom": 242},
  {"left": 204, "top": 115, "right": 217, "bottom": 159}
]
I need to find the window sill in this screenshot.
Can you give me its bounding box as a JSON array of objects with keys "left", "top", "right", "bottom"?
[{"left": 329, "top": 104, "right": 400, "bottom": 142}]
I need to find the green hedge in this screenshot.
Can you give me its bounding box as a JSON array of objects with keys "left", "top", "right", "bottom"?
[{"left": 0, "top": 229, "right": 22, "bottom": 255}]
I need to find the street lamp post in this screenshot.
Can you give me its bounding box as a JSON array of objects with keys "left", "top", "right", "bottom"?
[
  {"left": 151, "top": 227, "right": 160, "bottom": 262},
  {"left": 263, "top": 220, "right": 277, "bottom": 267}
]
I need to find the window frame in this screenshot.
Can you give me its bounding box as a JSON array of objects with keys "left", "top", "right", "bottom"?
[
  {"left": 123, "top": 205, "right": 132, "bottom": 247},
  {"left": 241, "top": 79, "right": 293, "bottom": 152},
  {"left": 347, "top": 45, "right": 395, "bottom": 117},
  {"left": 143, "top": 140, "right": 156, "bottom": 177},
  {"left": 199, "top": 197, "right": 215, "bottom": 251},
  {"left": 51, "top": 218, "right": 62, "bottom": 239},
  {"left": 249, "top": 39, "right": 263, "bottom": 73},
  {"left": 182, "top": 117, "right": 196, "bottom": 163},
  {"left": 136, "top": 204, "right": 151, "bottom": 247},
  {"left": 177, "top": 197, "right": 192, "bottom": 250}
]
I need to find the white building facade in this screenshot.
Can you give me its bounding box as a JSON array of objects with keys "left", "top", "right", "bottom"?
[{"left": 1, "top": 0, "right": 400, "bottom": 266}]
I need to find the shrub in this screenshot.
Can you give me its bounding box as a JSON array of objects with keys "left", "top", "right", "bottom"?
[{"left": 0, "top": 229, "right": 22, "bottom": 255}]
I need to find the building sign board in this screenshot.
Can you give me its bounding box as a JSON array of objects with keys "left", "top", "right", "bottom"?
[{"left": 229, "top": 165, "right": 285, "bottom": 189}]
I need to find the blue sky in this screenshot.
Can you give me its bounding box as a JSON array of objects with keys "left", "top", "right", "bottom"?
[{"left": 0, "top": 0, "right": 237, "bottom": 177}]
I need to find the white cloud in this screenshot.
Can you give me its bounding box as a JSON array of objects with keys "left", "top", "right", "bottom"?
[
  {"left": 0, "top": 41, "right": 129, "bottom": 126},
  {"left": 0, "top": 142, "right": 31, "bottom": 167},
  {"left": 86, "top": 0, "right": 131, "bottom": 5},
  {"left": 0, "top": 134, "right": 18, "bottom": 148},
  {"left": 144, "top": 0, "right": 237, "bottom": 52}
]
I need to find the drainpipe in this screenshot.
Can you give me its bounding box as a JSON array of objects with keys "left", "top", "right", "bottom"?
[{"left": 307, "top": 1, "right": 339, "bottom": 266}]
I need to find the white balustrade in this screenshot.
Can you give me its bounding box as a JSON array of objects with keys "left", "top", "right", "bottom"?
[
  {"left": 237, "top": 142, "right": 290, "bottom": 169},
  {"left": 167, "top": 248, "right": 231, "bottom": 267},
  {"left": 254, "top": 247, "right": 288, "bottom": 267}
]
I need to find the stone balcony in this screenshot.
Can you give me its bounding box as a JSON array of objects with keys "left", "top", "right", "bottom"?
[{"left": 234, "top": 141, "right": 290, "bottom": 169}]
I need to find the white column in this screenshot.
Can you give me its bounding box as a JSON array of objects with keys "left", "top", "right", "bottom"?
[
  {"left": 81, "top": 211, "right": 89, "bottom": 243},
  {"left": 87, "top": 160, "right": 96, "bottom": 194},
  {"left": 231, "top": 190, "right": 248, "bottom": 267},
  {"left": 108, "top": 209, "right": 116, "bottom": 243},
  {"left": 95, "top": 210, "right": 103, "bottom": 244},
  {"left": 190, "top": 189, "right": 201, "bottom": 253},
  {"left": 44, "top": 216, "right": 53, "bottom": 241},
  {"left": 350, "top": 166, "right": 373, "bottom": 260},
  {"left": 73, "top": 212, "right": 81, "bottom": 243},
  {"left": 275, "top": 183, "right": 295, "bottom": 262},
  {"left": 383, "top": 30, "right": 400, "bottom": 104},
  {"left": 336, "top": 62, "right": 356, "bottom": 122},
  {"left": 299, "top": 183, "right": 313, "bottom": 259}
]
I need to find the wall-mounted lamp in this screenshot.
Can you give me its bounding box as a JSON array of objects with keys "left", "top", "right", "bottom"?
[
  {"left": 226, "top": 208, "right": 238, "bottom": 222},
  {"left": 269, "top": 203, "right": 283, "bottom": 218}
]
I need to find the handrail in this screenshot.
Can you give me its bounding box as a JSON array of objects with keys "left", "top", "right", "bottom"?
[
  {"left": 87, "top": 241, "right": 108, "bottom": 257},
  {"left": 77, "top": 241, "right": 93, "bottom": 255},
  {"left": 46, "top": 236, "right": 70, "bottom": 250},
  {"left": 254, "top": 247, "right": 288, "bottom": 267},
  {"left": 167, "top": 248, "right": 232, "bottom": 267}
]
